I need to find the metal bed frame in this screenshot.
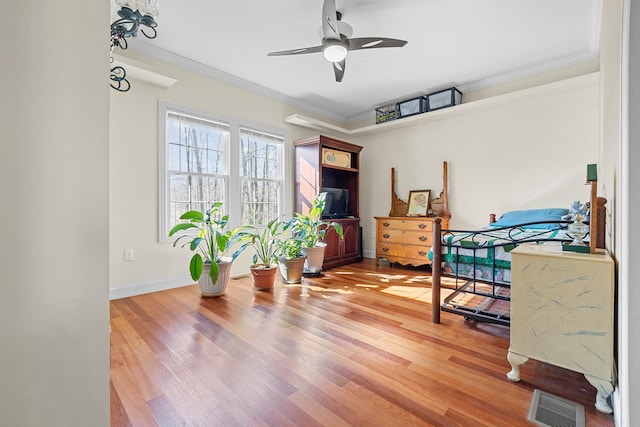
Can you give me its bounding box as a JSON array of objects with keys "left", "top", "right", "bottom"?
[
  {"left": 432, "top": 222, "right": 571, "bottom": 326},
  {"left": 430, "top": 196, "right": 607, "bottom": 326}
]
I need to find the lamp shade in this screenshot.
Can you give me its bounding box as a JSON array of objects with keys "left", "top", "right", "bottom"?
[{"left": 323, "top": 40, "right": 348, "bottom": 62}]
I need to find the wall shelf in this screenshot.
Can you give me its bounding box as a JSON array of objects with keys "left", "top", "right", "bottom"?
[
  {"left": 285, "top": 72, "right": 599, "bottom": 137},
  {"left": 112, "top": 54, "right": 177, "bottom": 89}
]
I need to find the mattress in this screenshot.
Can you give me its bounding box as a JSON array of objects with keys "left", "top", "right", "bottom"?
[{"left": 430, "top": 226, "right": 573, "bottom": 285}]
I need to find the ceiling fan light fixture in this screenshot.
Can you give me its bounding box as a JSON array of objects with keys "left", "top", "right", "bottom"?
[{"left": 323, "top": 40, "right": 348, "bottom": 62}]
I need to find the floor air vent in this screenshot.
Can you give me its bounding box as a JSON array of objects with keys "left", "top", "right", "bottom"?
[{"left": 528, "top": 389, "right": 585, "bottom": 427}]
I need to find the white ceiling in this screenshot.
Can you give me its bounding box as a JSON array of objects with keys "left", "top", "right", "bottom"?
[{"left": 126, "top": 0, "right": 601, "bottom": 122}]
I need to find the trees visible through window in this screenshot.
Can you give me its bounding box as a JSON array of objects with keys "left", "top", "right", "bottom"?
[
  {"left": 159, "top": 103, "right": 285, "bottom": 240},
  {"left": 167, "top": 111, "right": 229, "bottom": 227},
  {"left": 239, "top": 128, "right": 283, "bottom": 226}
]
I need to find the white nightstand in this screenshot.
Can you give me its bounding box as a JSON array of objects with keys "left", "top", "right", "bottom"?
[{"left": 507, "top": 243, "right": 615, "bottom": 414}]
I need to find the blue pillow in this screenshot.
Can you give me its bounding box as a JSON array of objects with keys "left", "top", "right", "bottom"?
[{"left": 491, "top": 208, "right": 569, "bottom": 230}]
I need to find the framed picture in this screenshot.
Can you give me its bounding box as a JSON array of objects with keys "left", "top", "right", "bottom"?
[{"left": 407, "top": 189, "right": 431, "bottom": 216}]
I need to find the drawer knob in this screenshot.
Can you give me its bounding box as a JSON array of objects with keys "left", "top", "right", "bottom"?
[
  {"left": 419, "top": 236, "right": 427, "bottom": 241},
  {"left": 383, "top": 222, "right": 390, "bottom": 227},
  {"left": 418, "top": 223, "right": 427, "bottom": 229},
  {"left": 383, "top": 233, "right": 390, "bottom": 239},
  {"left": 418, "top": 251, "right": 427, "bottom": 256},
  {"left": 382, "top": 247, "right": 389, "bottom": 252}
]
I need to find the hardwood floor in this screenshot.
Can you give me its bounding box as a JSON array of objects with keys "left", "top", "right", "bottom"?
[{"left": 110, "top": 259, "right": 615, "bottom": 427}]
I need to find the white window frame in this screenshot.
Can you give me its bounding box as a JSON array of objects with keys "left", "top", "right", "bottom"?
[
  {"left": 239, "top": 126, "right": 285, "bottom": 226},
  {"left": 158, "top": 100, "right": 288, "bottom": 242}
]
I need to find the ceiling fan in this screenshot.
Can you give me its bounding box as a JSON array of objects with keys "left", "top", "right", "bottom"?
[{"left": 267, "top": 0, "right": 408, "bottom": 82}]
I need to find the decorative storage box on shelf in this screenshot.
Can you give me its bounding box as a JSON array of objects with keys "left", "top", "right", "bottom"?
[
  {"left": 321, "top": 147, "right": 351, "bottom": 168},
  {"left": 426, "top": 87, "right": 462, "bottom": 111},
  {"left": 397, "top": 96, "right": 427, "bottom": 118},
  {"left": 375, "top": 103, "right": 399, "bottom": 124}
]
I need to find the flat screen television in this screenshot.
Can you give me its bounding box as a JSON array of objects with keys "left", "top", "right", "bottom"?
[{"left": 321, "top": 187, "right": 349, "bottom": 218}]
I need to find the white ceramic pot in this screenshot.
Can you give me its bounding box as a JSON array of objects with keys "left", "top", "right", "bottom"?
[
  {"left": 301, "top": 243, "right": 326, "bottom": 274},
  {"left": 198, "top": 260, "right": 232, "bottom": 297},
  {"left": 278, "top": 256, "right": 307, "bottom": 284}
]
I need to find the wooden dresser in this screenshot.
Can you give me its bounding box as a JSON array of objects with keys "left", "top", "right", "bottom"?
[
  {"left": 375, "top": 161, "right": 451, "bottom": 267},
  {"left": 375, "top": 216, "right": 449, "bottom": 267}
]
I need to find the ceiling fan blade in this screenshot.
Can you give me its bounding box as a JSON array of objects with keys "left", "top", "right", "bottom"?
[
  {"left": 347, "top": 37, "right": 408, "bottom": 51},
  {"left": 332, "top": 59, "right": 346, "bottom": 82},
  {"left": 322, "top": 0, "right": 341, "bottom": 40},
  {"left": 267, "top": 45, "right": 324, "bottom": 56}
]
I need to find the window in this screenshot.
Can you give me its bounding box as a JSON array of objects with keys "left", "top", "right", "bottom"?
[
  {"left": 239, "top": 128, "right": 283, "bottom": 226},
  {"left": 159, "top": 102, "right": 286, "bottom": 241}
]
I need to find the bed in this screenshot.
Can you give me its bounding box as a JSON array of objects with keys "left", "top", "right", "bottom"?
[{"left": 429, "top": 197, "right": 607, "bottom": 326}]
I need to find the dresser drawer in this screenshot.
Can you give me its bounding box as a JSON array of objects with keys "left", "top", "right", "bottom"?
[
  {"left": 377, "top": 242, "right": 431, "bottom": 261},
  {"left": 375, "top": 216, "right": 448, "bottom": 267},
  {"left": 378, "top": 219, "right": 434, "bottom": 232},
  {"left": 377, "top": 229, "right": 432, "bottom": 246}
]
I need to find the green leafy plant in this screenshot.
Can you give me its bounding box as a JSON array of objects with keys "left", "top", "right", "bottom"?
[
  {"left": 291, "top": 192, "right": 344, "bottom": 248},
  {"left": 169, "top": 202, "right": 244, "bottom": 283},
  {"left": 278, "top": 236, "right": 306, "bottom": 259},
  {"left": 235, "top": 218, "right": 288, "bottom": 267}
]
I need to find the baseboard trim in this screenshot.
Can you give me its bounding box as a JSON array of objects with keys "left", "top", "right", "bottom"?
[
  {"left": 110, "top": 276, "right": 193, "bottom": 300},
  {"left": 362, "top": 249, "right": 375, "bottom": 259},
  {"left": 612, "top": 387, "right": 622, "bottom": 427}
]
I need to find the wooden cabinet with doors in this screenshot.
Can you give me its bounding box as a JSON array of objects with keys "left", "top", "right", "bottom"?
[
  {"left": 294, "top": 135, "right": 363, "bottom": 269},
  {"left": 322, "top": 218, "right": 361, "bottom": 269}
]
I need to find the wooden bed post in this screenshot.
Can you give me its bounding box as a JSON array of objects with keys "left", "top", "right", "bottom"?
[
  {"left": 432, "top": 218, "right": 442, "bottom": 323},
  {"left": 587, "top": 164, "right": 598, "bottom": 254}
]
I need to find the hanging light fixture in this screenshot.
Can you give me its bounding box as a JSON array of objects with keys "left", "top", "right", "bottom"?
[{"left": 110, "top": 0, "right": 160, "bottom": 92}]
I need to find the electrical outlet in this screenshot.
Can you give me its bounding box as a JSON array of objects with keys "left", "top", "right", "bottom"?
[{"left": 124, "top": 249, "right": 134, "bottom": 261}]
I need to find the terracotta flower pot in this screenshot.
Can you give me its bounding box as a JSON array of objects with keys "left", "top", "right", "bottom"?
[{"left": 250, "top": 264, "right": 278, "bottom": 290}]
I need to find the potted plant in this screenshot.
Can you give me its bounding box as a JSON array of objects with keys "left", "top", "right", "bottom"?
[
  {"left": 235, "top": 218, "right": 286, "bottom": 290},
  {"left": 276, "top": 235, "right": 307, "bottom": 284},
  {"left": 169, "top": 202, "right": 244, "bottom": 297},
  {"left": 291, "top": 192, "right": 344, "bottom": 274}
]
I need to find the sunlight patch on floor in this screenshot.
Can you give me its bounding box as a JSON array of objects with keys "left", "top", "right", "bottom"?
[
  {"left": 405, "top": 275, "right": 431, "bottom": 284},
  {"left": 381, "top": 285, "right": 454, "bottom": 303},
  {"left": 284, "top": 284, "right": 355, "bottom": 295},
  {"left": 366, "top": 272, "right": 409, "bottom": 283}
]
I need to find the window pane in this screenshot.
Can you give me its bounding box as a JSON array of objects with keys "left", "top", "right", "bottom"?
[
  {"left": 170, "top": 174, "right": 190, "bottom": 202},
  {"left": 162, "top": 105, "right": 284, "bottom": 238},
  {"left": 239, "top": 128, "right": 283, "bottom": 226},
  {"left": 166, "top": 109, "right": 230, "bottom": 232},
  {"left": 240, "top": 179, "right": 280, "bottom": 226}
]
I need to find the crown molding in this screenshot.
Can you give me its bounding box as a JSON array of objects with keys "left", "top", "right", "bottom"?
[{"left": 128, "top": 41, "right": 346, "bottom": 123}]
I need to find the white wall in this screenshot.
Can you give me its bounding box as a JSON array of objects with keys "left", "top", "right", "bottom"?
[
  {"left": 352, "top": 75, "right": 600, "bottom": 257},
  {"left": 0, "top": 2, "right": 110, "bottom": 426},
  {"left": 109, "top": 51, "right": 326, "bottom": 298},
  {"left": 619, "top": 0, "right": 639, "bottom": 425},
  {"left": 624, "top": 1, "right": 640, "bottom": 422}
]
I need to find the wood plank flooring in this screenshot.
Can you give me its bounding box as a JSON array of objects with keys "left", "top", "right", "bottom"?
[{"left": 110, "top": 259, "right": 614, "bottom": 427}]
